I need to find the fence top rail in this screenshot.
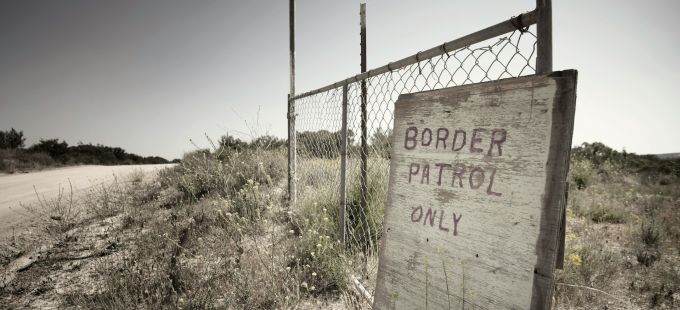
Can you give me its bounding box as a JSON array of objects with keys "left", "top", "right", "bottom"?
[{"left": 291, "top": 9, "right": 537, "bottom": 101}]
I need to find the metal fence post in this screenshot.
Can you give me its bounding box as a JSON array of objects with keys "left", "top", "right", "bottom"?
[
  {"left": 288, "top": 95, "right": 296, "bottom": 208},
  {"left": 536, "top": 0, "right": 552, "bottom": 74},
  {"left": 359, "top": 2, "right": 368, "bottom": 213},
  {"left": 537, "top": 0, "right": 564, "bottom": 271},
  {"left": 288, "top": 0, "right": 297, "bottom": 207},
  {"left": 339, "top": 84, "right": 349, "bottom": 244}
]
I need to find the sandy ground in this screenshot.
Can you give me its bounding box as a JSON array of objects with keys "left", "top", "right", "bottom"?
[{"left": 0, "top": 164, "right": 173, "bottom": 237}]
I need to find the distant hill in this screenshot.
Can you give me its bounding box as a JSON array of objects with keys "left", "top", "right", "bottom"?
[{"left": 654, "top": 153, "right": 680, "bottom": 160}]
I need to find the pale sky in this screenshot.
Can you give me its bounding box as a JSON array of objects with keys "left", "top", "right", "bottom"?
[{"left": 1, "top": 0, "right": 678, "bottom": 159}]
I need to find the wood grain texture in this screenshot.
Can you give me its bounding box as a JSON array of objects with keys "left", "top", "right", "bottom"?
[{"left": 373, "top": 71, "right": 577, "bottom": 310}]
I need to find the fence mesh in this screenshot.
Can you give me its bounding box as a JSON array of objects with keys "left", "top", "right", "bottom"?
[{"left": 294, "top": 26, "right": 537, "bottom": 296}]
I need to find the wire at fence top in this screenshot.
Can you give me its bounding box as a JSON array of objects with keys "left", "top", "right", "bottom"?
[{"left": 291, "top": 10, "right": 537, "bottom": 101}]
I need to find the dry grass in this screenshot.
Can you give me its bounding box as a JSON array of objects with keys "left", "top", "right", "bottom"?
[
  {"left": 1, "top": 142, "right": 678, "bottom": 309},
  {"left": 0, "top": 149, "right": 55, "bottom": 174},
  {"left": 0, "top": 146, "right": 372, "bottom": 309},
  {"left": 554, "top": 157, "right": 680, "bottom": 309}
]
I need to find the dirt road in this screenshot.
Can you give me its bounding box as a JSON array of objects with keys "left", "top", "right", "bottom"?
[{"left": 0, "top": 164, "right": 173, "bottom": 237}]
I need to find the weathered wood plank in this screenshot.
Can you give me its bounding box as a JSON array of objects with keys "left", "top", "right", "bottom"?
[{"left": 374, "top": 70, "right": 577, "bottom": 310}]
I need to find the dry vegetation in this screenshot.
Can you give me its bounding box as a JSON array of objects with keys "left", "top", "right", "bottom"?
[
  {"left": 0, "top": 140, "right": 678, "bottom": 309},
  {"left": 0, "top": 141, "right": 369, "bottom": 309},
  {"left": 554, "top": 144, "right": 680, "bottom": 309},
  {"left": 0, "top": 128, "right": 170, "bottom": 174}
]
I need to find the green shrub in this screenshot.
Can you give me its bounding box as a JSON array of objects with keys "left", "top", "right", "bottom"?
[
  {"left": 587, "top": 204, "right": 626, "bottom": 223},
  {"left": 640, "top": 221, "right": 661, "bottom": 247},
  {"left": 289, "top": 157, "right": 392, "bottom": 294},
  {"left": 251, "top": 135, "right": 286, "bottom": 150},
  {"left": 230, "top": 179, "right": 272, "bottom": 224},
  {"left": 296, "top": 130, "right": 350, "bottom": 159},
  {"left": 23, "top": 151, "right": 55, "bottom": 167},
  {"left": 635, "top": 248, "right": 659, "bottom": 267},
  {"left": 570, "top": 159, "right": 595, "bottom": 190},
  {"left": 557, "top": 235, "right": 619, "bottom": 289},
  {"left": 345, "top": 161, "right": 388, "bottom": 254},
  {"left": 161, "top": 148, "right": 286, "bottom": 202},
  {"left": 370, "top": 128, "right": 392, "bottom": 159},
  {"left": 289, "top": 197, "right": 348, "bottom": 294},
  {"left": 0, "top": 149, "right": 56, "bottom": 172},
  {"left": 0, "top": 128, "right": 25, "bottom": 149},
  {"left": 160, "top": 150, "right": 231, "bottom": 200}
]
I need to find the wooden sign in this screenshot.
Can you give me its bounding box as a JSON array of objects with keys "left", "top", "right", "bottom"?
[{"left": 374, "top": 71, "right": 577, "bottom": 310}]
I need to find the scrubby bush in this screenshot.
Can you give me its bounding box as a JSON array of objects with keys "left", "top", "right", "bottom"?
[
  {"left": 160, "top": 149, "right": 232, "bottom": 200},
  {"left": 555, "top": 234, "right": 621, "bottom": 306},
  {"left": 0, "top": 130, "right": 170, "bottom": 172},
  {"left": 21, "top": 183, "right": 81, "bottom": 234},
  {"left": 572, "top": 142, "right": 680, "bottom": 177},
  {"left": 161, "top": 147, "right": 285, "bottom": 204},
  {"left": 289, "top": 195, "right": 349, "bottom": 294},
  {"left": 218, "top": 134, "right": 248, "bottom": 152},
  {"left": 0, "top": 128, "right": 25, "bottom": 149},
  {"left": 30, "top": 139, "right": 69, "bottom": 162},
  {"left": 251, "top": 135, "right": 286, "bottom": 150},
  {"left": 345, "top": 161, "right": 388, "bottom": 254},
  {"left": 0, "top": 149, "right": 55, "bottom": 173},
  {"left": 230, "top": 179, "right": 273, "bottom": 223},
  {"left": 146, "top": 141, "right": 340, "bottom": 306},
  {"left": 559, "top": 142, "right": 680, "bottom": 309},
  {"left": 296, "top": 130, "right": 349, "bottom": 159},
  {"left": 640, "top": 220, "right": 661, "bottom": 247},
  {"left": 23, "top": 151, "right": 56, "bottom": 167},
  {"left": 587, "top": 204, "right": 626, "bottom": 223},
  {"left": 571, "top": 142, "right": 616, "bottom": 168},
  {"left": 569, "top": 158, "right": 595, "bottom": 190},
  {"left": 370, "top": 128, "right": 392, "bottom": 159}
]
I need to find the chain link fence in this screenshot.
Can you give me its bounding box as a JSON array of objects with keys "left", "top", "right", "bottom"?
[{"left": 292, "top": 14, "right": 539, "bottom": 298}]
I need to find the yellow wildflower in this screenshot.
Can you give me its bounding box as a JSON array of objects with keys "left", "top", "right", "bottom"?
[
  {"left": 566, "top": 233, "right": 577, "bottom": 242},
  {"left": 568, "top": 254, "right": 582, "bottom": 266}
]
